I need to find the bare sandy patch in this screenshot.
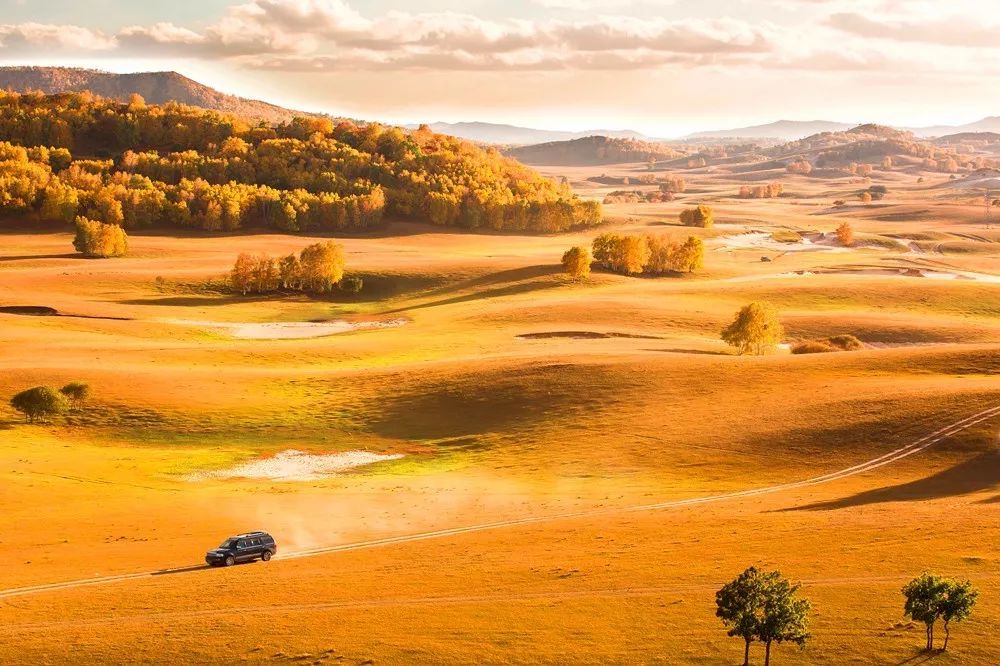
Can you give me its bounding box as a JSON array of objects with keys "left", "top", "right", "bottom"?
[
  {"left": 185, "top": 449, "right": 405, "bottom": 482},
  {"left": 715, "top": 231, "right": 851, "bottom": 254}
]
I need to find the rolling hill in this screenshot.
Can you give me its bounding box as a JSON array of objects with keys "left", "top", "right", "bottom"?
[
  {"left": 410, "top": 122, "right": 656, "bottom": 146},
  {"left": 505, "top": 136, "right": 681, "bottom": 166},
  {"left": 0, "top": 67, "right": 313, "bottom": 125}
]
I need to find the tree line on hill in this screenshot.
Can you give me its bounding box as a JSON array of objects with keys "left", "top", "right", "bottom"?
[{"left": 0, "top": 91, "right": 601, "bottom": 234}]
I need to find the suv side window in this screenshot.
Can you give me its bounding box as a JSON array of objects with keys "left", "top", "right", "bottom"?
[{"left": 237, "top": 540, "right": 247, "bottom": 549}]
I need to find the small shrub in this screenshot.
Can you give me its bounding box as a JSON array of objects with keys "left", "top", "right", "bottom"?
[
  {"left": 60, "top": 382, "right": 91, "bottom": 408},
  {"left": 827, "top": 334, "right": 863, "bottom": 350},
  {"left": 791, "top": 341, "right": 837, "bottom": 354}
]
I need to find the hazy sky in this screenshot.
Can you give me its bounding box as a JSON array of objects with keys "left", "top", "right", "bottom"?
[{"left": 1, "top": 0, "right": 998, "bottom": 136}]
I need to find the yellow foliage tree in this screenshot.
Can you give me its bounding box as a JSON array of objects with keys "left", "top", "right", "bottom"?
[
  {"left": 561, "top": 246, "right": 591, "bottom": 279},
  {"left": 836, "top": 222, "right": 854, "bottom": 246},
  {"left": 721, "top": 302, "right": 783, "bottom": 355},
  {"left": 72, "top": 216, "right": 128, "bottom": 258},
  {"left": 680, "top": 204, "right": 714, "bottom": 228}
]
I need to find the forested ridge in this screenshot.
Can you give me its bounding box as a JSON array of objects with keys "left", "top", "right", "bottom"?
[{"left": 0, "top": 91, "right": 601, "bottom": 233}]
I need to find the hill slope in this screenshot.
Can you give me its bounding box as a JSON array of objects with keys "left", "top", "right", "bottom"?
[
  {"left": 412, "top": 122, "right": 655, "bottom": 146},
  {"left": 0, "top": 67, "right": 311, "bottom": 125},
  {"left": 687, "top": 120, "right": 855, "bottom": 141},
  {"left": 506, "top": 136, "right": 681, "bottom": 166}
]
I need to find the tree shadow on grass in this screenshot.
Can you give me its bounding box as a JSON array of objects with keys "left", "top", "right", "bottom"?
[
  {"left": 0, "top": 253, "right": 78, "bottom": 262},
  {"left": 116, "top": 295, "right": 257, "bottom": 308},
  {"left": 784, "top": 451, "right": 1000, "bottom": 512},
  {"left": 894, "top": 649, "right": 943, "bottom": 666},
  {"left": 643, "top": 348, "right": 729, "bottom": 356},
  {"left": 385, "top": 269, "right": 564, "bottom": 314}
]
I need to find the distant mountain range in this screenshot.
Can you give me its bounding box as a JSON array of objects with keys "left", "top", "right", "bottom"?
[{"left": 0, "top": 67, "right": 315, "bottom": 124}]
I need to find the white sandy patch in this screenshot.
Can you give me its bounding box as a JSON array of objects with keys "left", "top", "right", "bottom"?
[
  {"left": 165, "top": 318, "right": 408, "bottom": 339},
  {"left": 186, "top": 449, "right": 405, "bottom": 482},
  {"left": 715, "top": 231, "right": 850, "bottom": 254},
  {"left": 724, "top": 268, "right": 1000, "bottom": 284}
]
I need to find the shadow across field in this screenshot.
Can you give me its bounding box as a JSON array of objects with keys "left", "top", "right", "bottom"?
[
  {"left": 386, "top": 265, "right": 563, "bottom": 314},
  {"left": 787, "top": 451, "right": 1000, "bottom": 512}
]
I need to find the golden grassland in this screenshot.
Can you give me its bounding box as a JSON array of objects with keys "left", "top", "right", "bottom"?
[{"left": 0, "top": 165, "right": 998, "bottom": 664}]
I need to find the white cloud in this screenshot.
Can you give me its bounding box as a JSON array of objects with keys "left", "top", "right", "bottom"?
[{"left": 0, "top": 23, "right": 115, "bottom": 52}]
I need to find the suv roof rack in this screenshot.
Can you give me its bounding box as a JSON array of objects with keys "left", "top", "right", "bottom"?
[{"left": 235, "top": 531, "right": 269, "bottom": 538}]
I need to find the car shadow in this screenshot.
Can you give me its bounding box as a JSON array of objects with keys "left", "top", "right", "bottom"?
[
  {"left": 782, "top": 451, "right": 1000, "bottom": 512},
  {"left": 151, "top": 565, "right": 214, "bottom": 576}
]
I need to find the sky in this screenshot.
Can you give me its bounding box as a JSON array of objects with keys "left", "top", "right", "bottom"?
[{"left": 1, "top": 0, "right": 998, "bottom": 136}]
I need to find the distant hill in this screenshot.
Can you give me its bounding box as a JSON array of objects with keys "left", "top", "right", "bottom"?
[
  {"left": 686, "top": 120, "right": 855, "bottom": 141},
  {"left": 0, "top": 67, "right": 312, "bottom": 124},
  {"left": 506, "top": 136, "right": 681, "bottom": 166},
  {"left": 911, "top": 117, "right": 1000, "bottom": 138},
  {"left": 934, "top": 132, "right": 1000, "bottom": 143},
  {"left": 410, "top": 122, "right": 655, "bottom": 146}
]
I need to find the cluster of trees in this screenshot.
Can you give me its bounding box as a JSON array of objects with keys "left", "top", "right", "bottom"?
[
  {"left": 602, "top": 190, "right": 674, "bottom": 204},
  {"left": 10, "top": 382, "right": 90, "bottom": 423},
  {"left": 739, "top": 183, "right": 784, "bottom": 199},
  {"left": 716, "top": 568, "right": 977, "bottom": 665},
  {"left": 231, "top": 241, "right": 349, "bottom": 295},
  {"left": 721, "top": 302, "right": 783, "bottom": 355},
  {"left": 716, "top": 567, "right": 810, "bottom": 666},
  {"left": 902, "top": 573, "right": 978, "bottom": 652},
  {"left": 73, "top": 216, "right": 128, "bottom": 257},
  {"left": 786, "top": 160, "right": 812, "bottom": 175},
  {"left": 0, "top": 92, "right": 601, "bottom": 234},
  {"left": 591, "top": 232, "right": 704, "bottom": 275},
  {"left": 680, "top": 204, "right": 714, "bottom": 228}
]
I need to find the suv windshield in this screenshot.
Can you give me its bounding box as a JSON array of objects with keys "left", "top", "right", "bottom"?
[{"left": 218, "top": 539, "right": 237, "bottom": 549}]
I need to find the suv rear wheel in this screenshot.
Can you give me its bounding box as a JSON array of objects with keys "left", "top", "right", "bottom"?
[{"left": 261, "top": 550, "right": 272, "bottom": 562}]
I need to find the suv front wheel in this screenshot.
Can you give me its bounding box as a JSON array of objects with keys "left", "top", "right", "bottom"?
[{"left": 224, "top": 555, "right": 235, "bottom": 567}]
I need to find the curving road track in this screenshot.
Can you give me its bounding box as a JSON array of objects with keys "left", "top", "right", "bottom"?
[{"left": 2, "top": 403, "right": 998, "bottom": 601}]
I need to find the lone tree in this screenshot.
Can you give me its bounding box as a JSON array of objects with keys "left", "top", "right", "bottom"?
[
  {"left": 73, "top": 217, "right": 128, "bottom": 258},
  {"left": 939, "top": 579, "right": 978, "bottom": 651},
  {"left": 902, "top": 574, "right": 978, "bottom": 651},
  {"left": 717, "top": 567, "right": 766, "bottom": 666},
  {"left": 836, "top": 222, "right": 854, "bottom": 247},
  {"left": 757, "top": 571, "right": 811, "bottom": 665},
  {"left": 680, "top": 204, "right": 714, "bottom": 228},
  {"left": 60, "top": 382, "right": 91, "bottom": 409},
  {"left": 721, "top": 302, "right": 784, "bottom": 355},
  {"left": 10, "top": 386, "right": 69, "bottom": 423},
  {"left": 561, "top": 246, "right": 591, "bottom": 280},
  {"left": 717, "top": 567, "right": 811, "bottom": 665}
]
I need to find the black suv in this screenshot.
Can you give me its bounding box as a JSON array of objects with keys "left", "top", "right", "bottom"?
[{"left": 206, "top": 532, "right": 277, "bottom": 567}]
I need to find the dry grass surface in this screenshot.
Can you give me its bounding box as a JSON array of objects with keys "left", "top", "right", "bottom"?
[{"left": 0, "top": 163, "right": 998, "bottom": 664}]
